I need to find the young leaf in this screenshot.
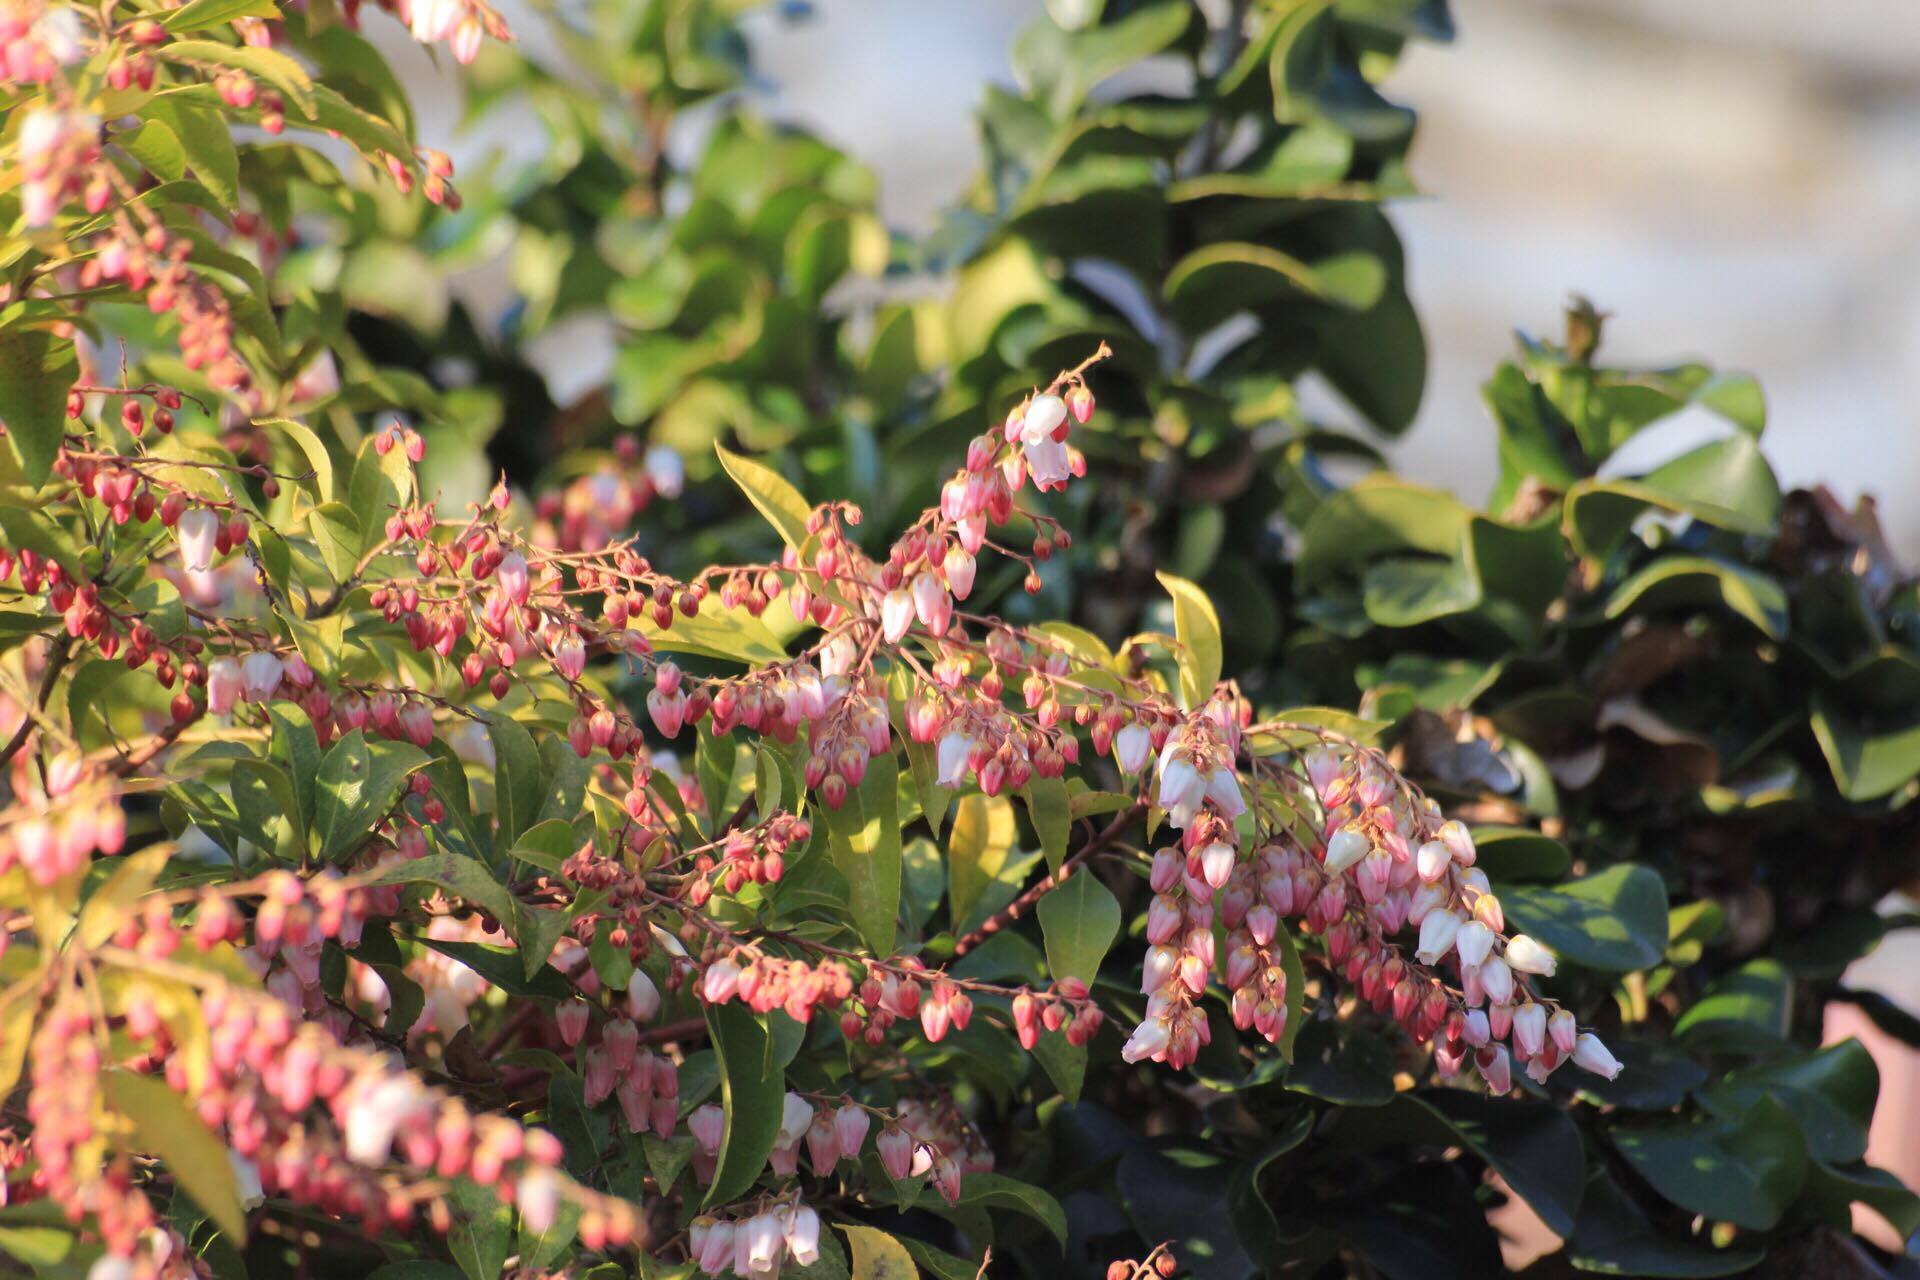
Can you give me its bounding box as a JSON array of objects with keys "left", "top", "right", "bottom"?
[
  {"left": 1155, "top": 571, "right": 1222, "bottom": 709},
  {"left": 715, "top": 442, "right": 813, "bottom": 552}
]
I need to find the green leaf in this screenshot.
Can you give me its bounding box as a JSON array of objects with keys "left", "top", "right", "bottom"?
[
  {"left": 956, "top": 1171, "right": 1068, "bottom": 1248},
  {"left": 1036, "top": 868, "right": 1119, "bottom": 985},
  {"left": 159, "top": 41, "right": 315, "bottom": 116},
  {"left": 702, "top": 1002, "right": 784, "bottom": 1208},
  {"left": 1267, "top": 0, "right": 1334, "bottom": 121},
  {"left": 516, "top": 1197, "right": 580, "bottom": 1271},
  {"left": 1697, "top": 1040, "right": 1878, "bottom": 1163},
  {"left": 256, "top": 416, "right": 335, "bottom": 502},
  {"left": 77, "top": 846, "right": 169, "bottom": 948},
  {"left": 1297, "top": 476, "right": 1469, "bottom": 586},
  {"left": 119, "top": 119, "right": 187, "bottom": 183},
  {"left": 0, "top": 1224, "right": 71, "bottom": 1267},
  {"left": 311, "top": 730, "right": 430, "bottom": 862},
  {"left": 1611, "top": 1094, "right": 1808, "bottom": 1231},
  {"left": 1320, "top": 289, "right": 1427, "bottom": 435},
  {"left": 1410, "top": 1090, "right": 1587, "bottom": 1238},
  {"left": 1269, "top": 921, "right": 1307, "bottom": 1061},
  {"left": 1564, "top": 437, "right": 1781, "bottom": 559},
  {"left": 105, "top": 1071, "right": 248, "bottom": 1242},
  {"left": 447, "top": 1179, "right": 512, "bottom": 1280},
  {"left": 488, "top": 714, "right": 545, "bottom": 847},
  {"left": 1806, "top": 1160, "right": 1920, "bottom": 1241},
  {"left": 835, "top": 1224, "right": 919, "bottom": 1280},
  {"left": 307, "top": 502, "right": 362, "bottom": 582},
  {"left": 0, "top": 507, "right": 83, "bottom": 576},
  {"left": 1155, "top": 571, "right": 1222, "bottom": 709},
  {"left": 1605, "top": 555, "right": 1788, "bottom": 639},
  {"left": 1361, "top": 553, "right": 1478, "bottom": 627},
  {"left": 1115, "top": 1145, "right": 1257, "bottom": 1280},
  {"left": 266, "top": 703, "right": 323, "bottom": 825},
  {"left": 945, "top": 793, "right": 1018, "bottom": 933},
  {"left": 1163, "top": 242, "right": 1380, "bottom": 329},
  {"left": 161, "top": 0, "right": 277, "bottom": 30},
  {"left": 1468, "top": 826, "right": 1571, "bottom": 881},
  {"left": 715, "top": 442, "right": 812, "bottom": 552},
  {"left": 1566, "top": 1170, "right": 1764, "bottom": 1277},
  {"left": 346, "top": 433, "right": 414, "bottom": 558},
  {"left": 0, "top": 329, "right": 78, "bottom": 487},
  {"left": 371, "top": 852, "right": 520, "bottom": 936},
  {"left": 823, "top": 752, "right": 903, "bottom": 957},
  {"left": 1675, "top": 958, "right": 1792, "bottom": 1050},
  {"left": 144, "top": 99, "right": 239, "bottom": 209},
  {"left": 1496, "top": 862, "right": 1669, "bottom": 972},
  {"left": 1809, "top": 691, "right": 1920, "bottom": 802},
  {"left": 1022, "top": 777, "right": 1072, "bottom": 874}
]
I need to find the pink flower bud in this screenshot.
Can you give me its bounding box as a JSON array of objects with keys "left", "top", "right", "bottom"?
[
  {"left": 496, "top": 551, "right": 530, "bottom": 603},
  {"left": 833, "top": 1104, "right": 870, "bottom": 1158},
  {"left": 555, "top": 1001, "right": 589, "bottom": 1046},
  {"left": 689, "top": 1103, "right": 725, "bottom": 1154},
  {"left": 877, "top": 1127, "right": 915, "bottom": 1180}
]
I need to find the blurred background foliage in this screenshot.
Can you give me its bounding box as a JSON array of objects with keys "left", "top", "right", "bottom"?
[{"left": 259, "top": 0, "right": 1919, "bottom": 1273}]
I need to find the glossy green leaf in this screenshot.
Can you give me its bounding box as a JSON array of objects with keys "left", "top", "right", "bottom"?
[
  {"left": 1611, "top": 1094, "right": 1808, "bottom": 1230},
  {"left": 1697, "top": 1040, "right": 1878, "bottom": 1163},
  {"left": 1604, "top": 555, "right": 1788, "bottom": 639},
  {"left": 160, "top": 0, "right": 277, "bottom": 29},
  {"left": 1809, "top": 692, "right": 1920, "bottom": 802},
  {"left": 1497, "top": 862, "right": 1669, "bottom": 972},
  {"left": 1036, "top": 867, "right": 1119, "bottom": 984},
  {"left": 945, "top": 792, "right": 1018, "bottom": 933},
  {"left": 956, "top": 1171, "right": 1067, "bottom": 1247},
  {"left": 1411, "top": 1090, "right": 1586, "bottom": 1238},
  {"left": 702, "top": 1000, "right": 784, "bottom": 1208},
  {"left": 1566, "top": 1169, "right": 1764, "bottom": 1277},
  {"left": 311, "top": 730, "right": 430, "bottom": 862},
  {"left": 1675, "top": 958, "right": 1793, "bottom": 1050}
]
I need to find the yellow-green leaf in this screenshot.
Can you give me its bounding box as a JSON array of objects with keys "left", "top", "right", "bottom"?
[
  {"left": 77, "top": 846, "right": 170, "bottom": 948},
  {"left": 1155, "top": 571, "right": 1222, "bottom": 709},
  {"left": 715, "top": 442, "right": 812, "bottom": 552},
  {"left": 105, "top": 1071, "right": 248, "bottom": 1242},
  {"left": 837, "top": 1224, "right": 919, "bottom": 1280}
]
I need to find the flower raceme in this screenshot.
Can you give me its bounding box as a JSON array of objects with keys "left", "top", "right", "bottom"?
[{"left": 0, "top": 341, "right": 1624, "bottom": 1279}]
